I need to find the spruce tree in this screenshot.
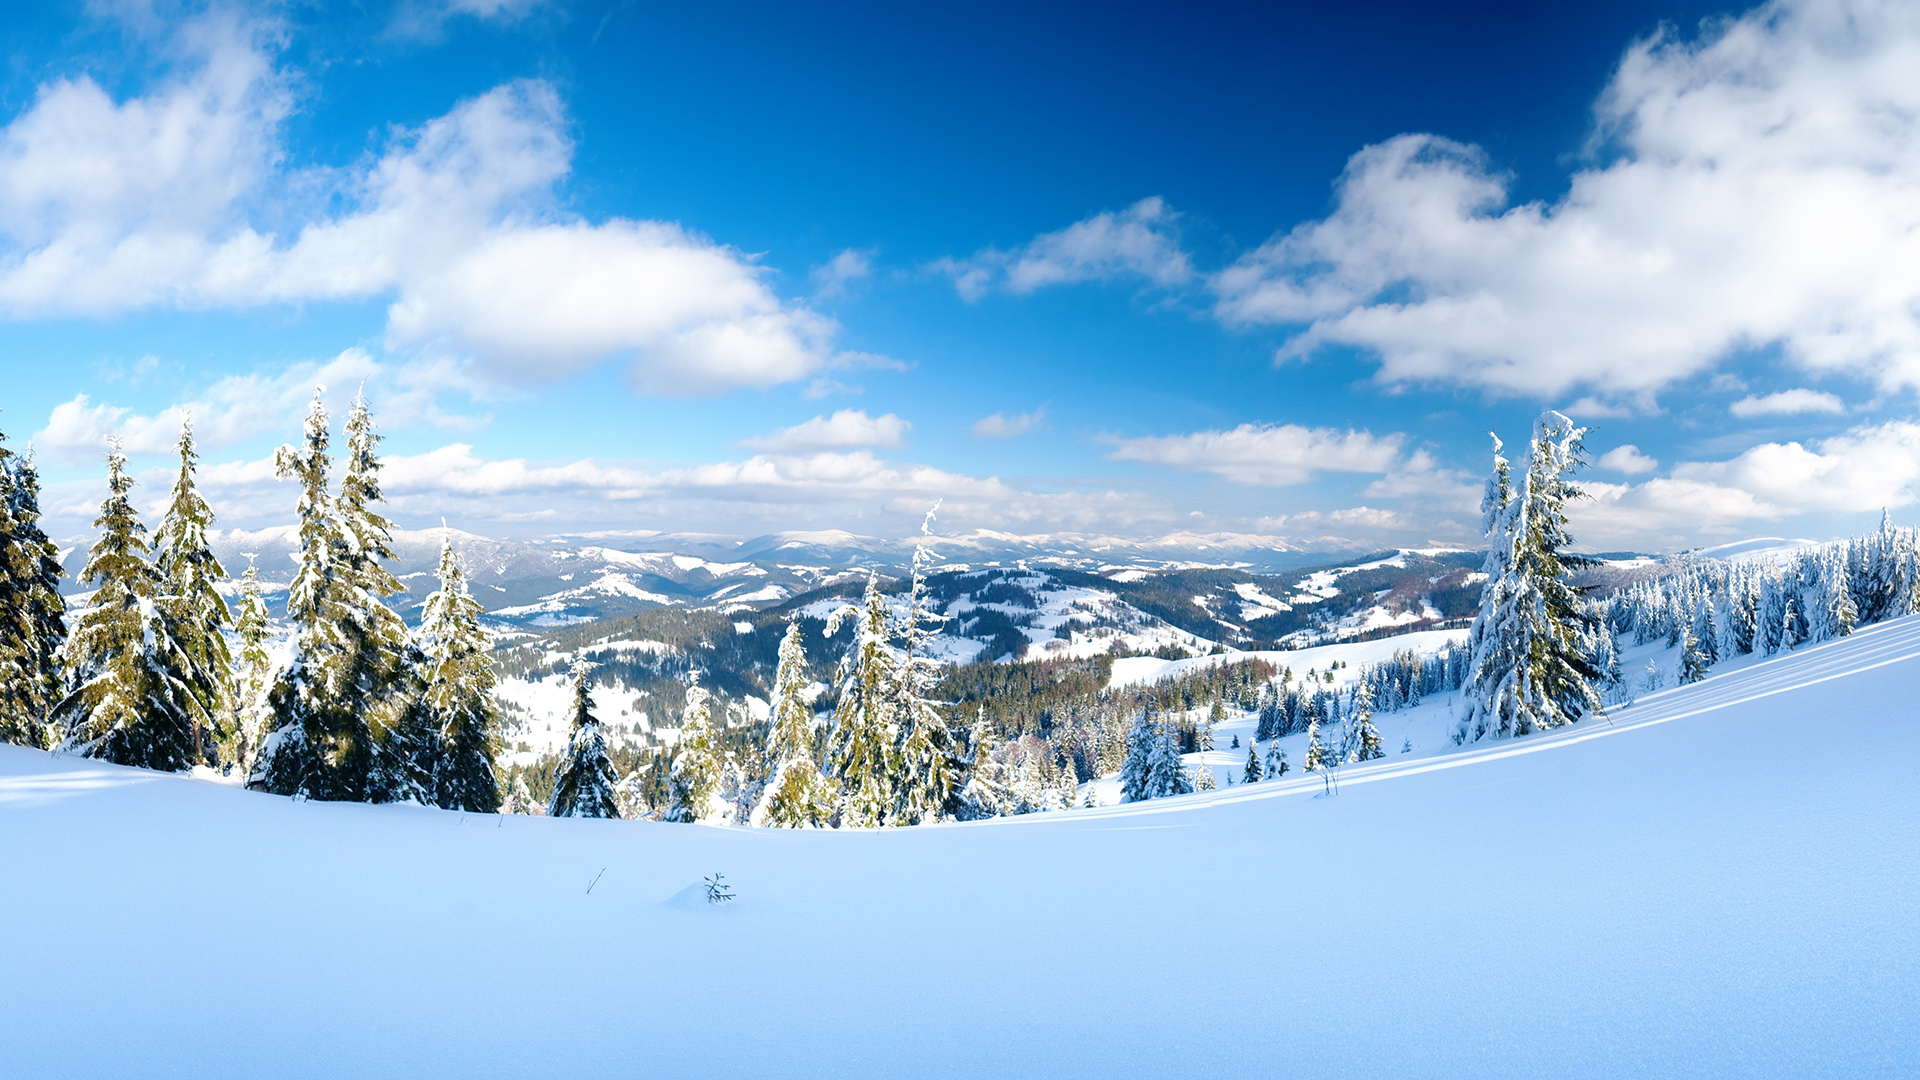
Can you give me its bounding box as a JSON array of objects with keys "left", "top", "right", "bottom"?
[
  {"left": 52, "top": 442, "right": 212, "bottom": 771},
  {"left": 153, "top": 419, "right": 234, "bottom": 766},
  {"left": 1144, "top": 725, "right": 1192, "bottom": 798},
  {"left": 1457, "top": 413, "right": 1603, "bottom": 742},
  {"left": 664, "top": 676, "right": 724, "bottom": 823},
  {"left": 752, "top": 620, "right": 836, "bottom": 827},
  {"left": 1118, "top": 706, "right": 1158, "bottom": 803},
  {"left": 230, "top": 556, "right": 274, "bottom": 770},
  {"left": 1243, "top": 743, "right": 1263, "bottom": 783},
  {"left": 1303, "top": 718, "right": 1327, "bottom": 773},
  {"left": 958, "top": 706, "right": 1014, "bottom": 818},
  {"left": 1265, "top": 743, "right": 1289, "bottom": 778},
  {"left": 824, "top": 573, "right": 901, "bottom": 826},
  {"left": 419, "top": 532, "right": 501, "bottom": 812},
  {"left": 548, "top": 661, "right": 620, "bottom": 818},
  {"left": 0, "top": 437, "right": 66, "bottom": 748},
  {"left": 890, "top": 516, "right": 964, "bottom": 824},
  {"left": 1345, "top": 682, "right": 1383, "bottom": 762}
]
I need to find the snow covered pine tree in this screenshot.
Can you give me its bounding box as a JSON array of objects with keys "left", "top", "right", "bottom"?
[
  {"left": 889, "top": 508, "right": 965, "bottom": 825},
  {"left": 825, "top": 573, "right": 902, "bottom": 826},
  {"left": 752, "top": 620, "right": 836, "bottom": 828},
  {"left": 419, "top": 531, "right": 502, "bottom": 813},
  {"left": 665, "top": 676, "right": 725, "bottom": 823},
  {"left": 0, "top": 429, "right": 65, "bottom": 748},
  {"left": 548, "top": 660, "right": 621, "bottom": 818},
  {"left": 153, "top": 419, "right": 235, "bottom": 767},
  {"left": 1457, "top": 412, "right": 1603, "bottom": 743},
  {"left": 52, "top": 441, "right": 216, "bottom": 771}
]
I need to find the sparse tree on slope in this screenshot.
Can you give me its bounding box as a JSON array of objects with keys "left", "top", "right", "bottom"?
[
  {"left": 52, "top": 442, "right": 213, "bottom": 771},
  {"left": 1344, "top": 682, "right": 1383, "bottom": 763},
  {"left": 752, "top": 620, "right": 835, "bottom": 828},
  {"left": 825, "top": 573, "right": 901, "bottom": 826},
  {"left": 665, "top": 676, "right": 724, "bottom": 823},
  {"left": 1244, "top": 743, "right": 1263, "bottom": 783},
  {"left": 0, "top": 436, "right": 65, "bottom": 748},
  {"left": 153, "top": 419, "right": 234, "bottom": 766},
  {"left": 548, "top": 661, "right": 620, "bottom": 818},
  {"left": 1457, "top": 413, "right": 1602, "bottom": 743},
  {"left": 419, "top": 532, "right": 501, "bottom": 813}
]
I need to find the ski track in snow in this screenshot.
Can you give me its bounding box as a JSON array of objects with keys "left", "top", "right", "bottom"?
[{"left": 4, "top": 616, "right": 1919, "bottom": 1077}]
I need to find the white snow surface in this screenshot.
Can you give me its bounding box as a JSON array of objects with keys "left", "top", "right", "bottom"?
[{"left": 6, "top": 616, "right": 1920, "bottom": 1077}]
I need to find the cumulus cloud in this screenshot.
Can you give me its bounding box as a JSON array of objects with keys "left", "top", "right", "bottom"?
[
  {"left": 1213, "top": 0, "right": 1920, "bottom": 403},
  {"left": 1573, "top": 420, "right": 1920, "bottom": 544},
  {"left": 1103, "top": 423, "right": 1404, "bottom": 486},
  {"left": 1729, "top": 388, "right": 1846, "bottom": 417},
  {"left": 935, "top": 197, "right": 1192, "bottom": 301},
  {"left": 0, "top": 16, "right": 849, "bottom": 396},
  {"left": 740, "top": 410, "right": 910, "bottom": 452},
  {"left": 29, "top": 349, "right": 475, "bottom": 466},
  {"left": 1597, "top": 444, "right": 1659, "bottom": 473},
  {"left": 971, "top": 408, "right": 1045, "bottom": 439}
]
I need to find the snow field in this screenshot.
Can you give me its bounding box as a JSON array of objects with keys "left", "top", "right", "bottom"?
[{"left": 5, "top": 616, "right": 1919, "bottom": 1078}]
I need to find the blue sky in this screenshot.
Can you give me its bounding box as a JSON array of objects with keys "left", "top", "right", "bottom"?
[{"left": 2, "top": 0, "right": 1917, "bottom": 551}]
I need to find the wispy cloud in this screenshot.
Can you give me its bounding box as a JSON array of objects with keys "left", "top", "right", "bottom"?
[
  {"left": 971, "top": 408, "right": 1045, "bottom": 439},
  {"left": 1597, "top": 445, "right": 1658, "bottom": 474},
  {"left": 740, "top": 410, "right": 909, "bottom": 452},
  {"left": 1103, "top": 423, "right": 1404, "bottom": 486},
  {"left": 1729, "top": 388, "right": 1846, "bottom": 418},
  {"left": 934, "top": 197, "right": 1192, "bottom": 301}
]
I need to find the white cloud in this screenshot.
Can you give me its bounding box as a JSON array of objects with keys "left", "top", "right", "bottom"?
[
  {"left": 1729, "top": 388, "right": 1847, "bottom": 417},
  {"left": 740, "top": 410, "right": 910, "bottom": 452},
  {"left": 388, "top": 0, "right": 554, "bottom": 41},
  {"left": 1573, "top": 420, "right": 1920, "bottom": 544},
  {"left": 29, "top": 349, "right": 474, "bottom": 466},
  {"left": 937, "top": 197, "right": 1192, "bottom": 301},
  {"left": 971, "top": 408, "right": 1045, "bottom": 439},
  {"left": 1103, "top": 423, "right": 1404, "bottom": 486},
  {"left": 0, "top": 18, "right": 849, "bottom": 396},
  {"left": 1597, "top": 444, "right": 1659, "bottom": 473},
  {"left": 1213, "top": 0, "right": 1920, "bottom": 402},
  {"left": 811, "top": 248, "right": 873, "bottom": 299}
]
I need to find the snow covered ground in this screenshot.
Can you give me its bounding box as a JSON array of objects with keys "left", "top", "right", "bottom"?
[{"left": 5, "top": 616, "right": 1919, "bottom": 1078}]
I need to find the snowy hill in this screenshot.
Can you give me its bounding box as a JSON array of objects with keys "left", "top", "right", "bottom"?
[{"left": 7, "top": 615, "right": 1916, "bottom": 1077}]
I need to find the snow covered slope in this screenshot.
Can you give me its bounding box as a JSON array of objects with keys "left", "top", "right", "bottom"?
[{"left": 6, "top": 617, "right": 1917, "bottom": 1078}]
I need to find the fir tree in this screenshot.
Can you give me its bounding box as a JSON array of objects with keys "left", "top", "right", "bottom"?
[
  {"left": 1265, "top": 743, "right": 1289, "bottom": 779},
  {"left": 665, "top": 675, "right": 725, "bottom": 823},
  {"left": 153, "top": 419, "right": 234, "bottom": 766},
  {"left": 824, "top": 573, "right": 901, "bottom": 826},
  {"left": 505, "top": 774, "right": 535, "bottom": 815},
  {"left": 52, "top": 442, "right": 213, "bottom": 771},
  {"left": 958, "top": 706, "right": 1014, "bottom": 819},
  {"left": 1679, "top": 622, "right": 1711, "bottom": 685},
  {"left": 753, "top": 620, "right": 836, "bottom": 827},
  {"left": 1243, "top": 743, "right": 1263, "bottom": 783},
  {"left": 1055, "top": 752, "right": 1079, "bottom": 808},
  {"left": 1458, "top": 413, "right": 1603, "bottom": 742},
  {"left": 548, "top": 661, "right": 620, "bottom": 818},
  {"left": 0, "top": 437, "right": 66, "bottom": 748},
  {"left": 419, "top": 532, "right": 501, "bottom": 812}
]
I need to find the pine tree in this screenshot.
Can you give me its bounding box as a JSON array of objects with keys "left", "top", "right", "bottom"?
[
  {"left": 1303, "top": 717, "right": 1327, "bottom": 772},
  {"left": 1458, "top": 413, "right": 1603, "bottom": 742},
  {"left": 1144, "top": 724, "right": 1192, "bottom": 798},
  {"left": 665, "top": 676, "right": 724, "bottom": 823},
  {"left": 1118, "top": 706, "right": 1159, "bottom": 803},
  {"left": 153, "top": 419, "right": 234, "bottom": 767},
  {"left": 52, "top": 442, "right": 212, "bottom": 771},
  {"left": 825, "top": 573, "right": 901, "bottom": 826},
  {"left": 753, "top": 620, "right": 836, "bottom": 827},
  {"left": 1679, "top": 622, "right": 1711, "bottom": 685},
  {"left": 1265, "top": 743, "right": 1289, "bottom": 778},
  {"left": 548, "top": 661, "right": 620, "bottom": 818},
  {"left": 419, "top": 532, "right": 501, "bottom": 812},
  {"left": 504, "top": 773, "right": 535, "bottom": 815},
  {"left": 0, "top": 435, "right": 66, "bottom": 748},
  {"left": 1243, "top": 743, "right": 1263, "bottom": 783},
  {"left": 230, "top": 556, "right": 274, "bottom": 769},
  {"left": 958, "top": 706, "right": 1014, "bottom": 819},
  {"left": 1055, "top": 752, "right": 1079, "bottom": 808},
  {"left": 1345, "top": 682, "right": 1383, "bottom": 762},
  {"left": 890, "top": 512, "right": 964, "bottom": 824}
]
